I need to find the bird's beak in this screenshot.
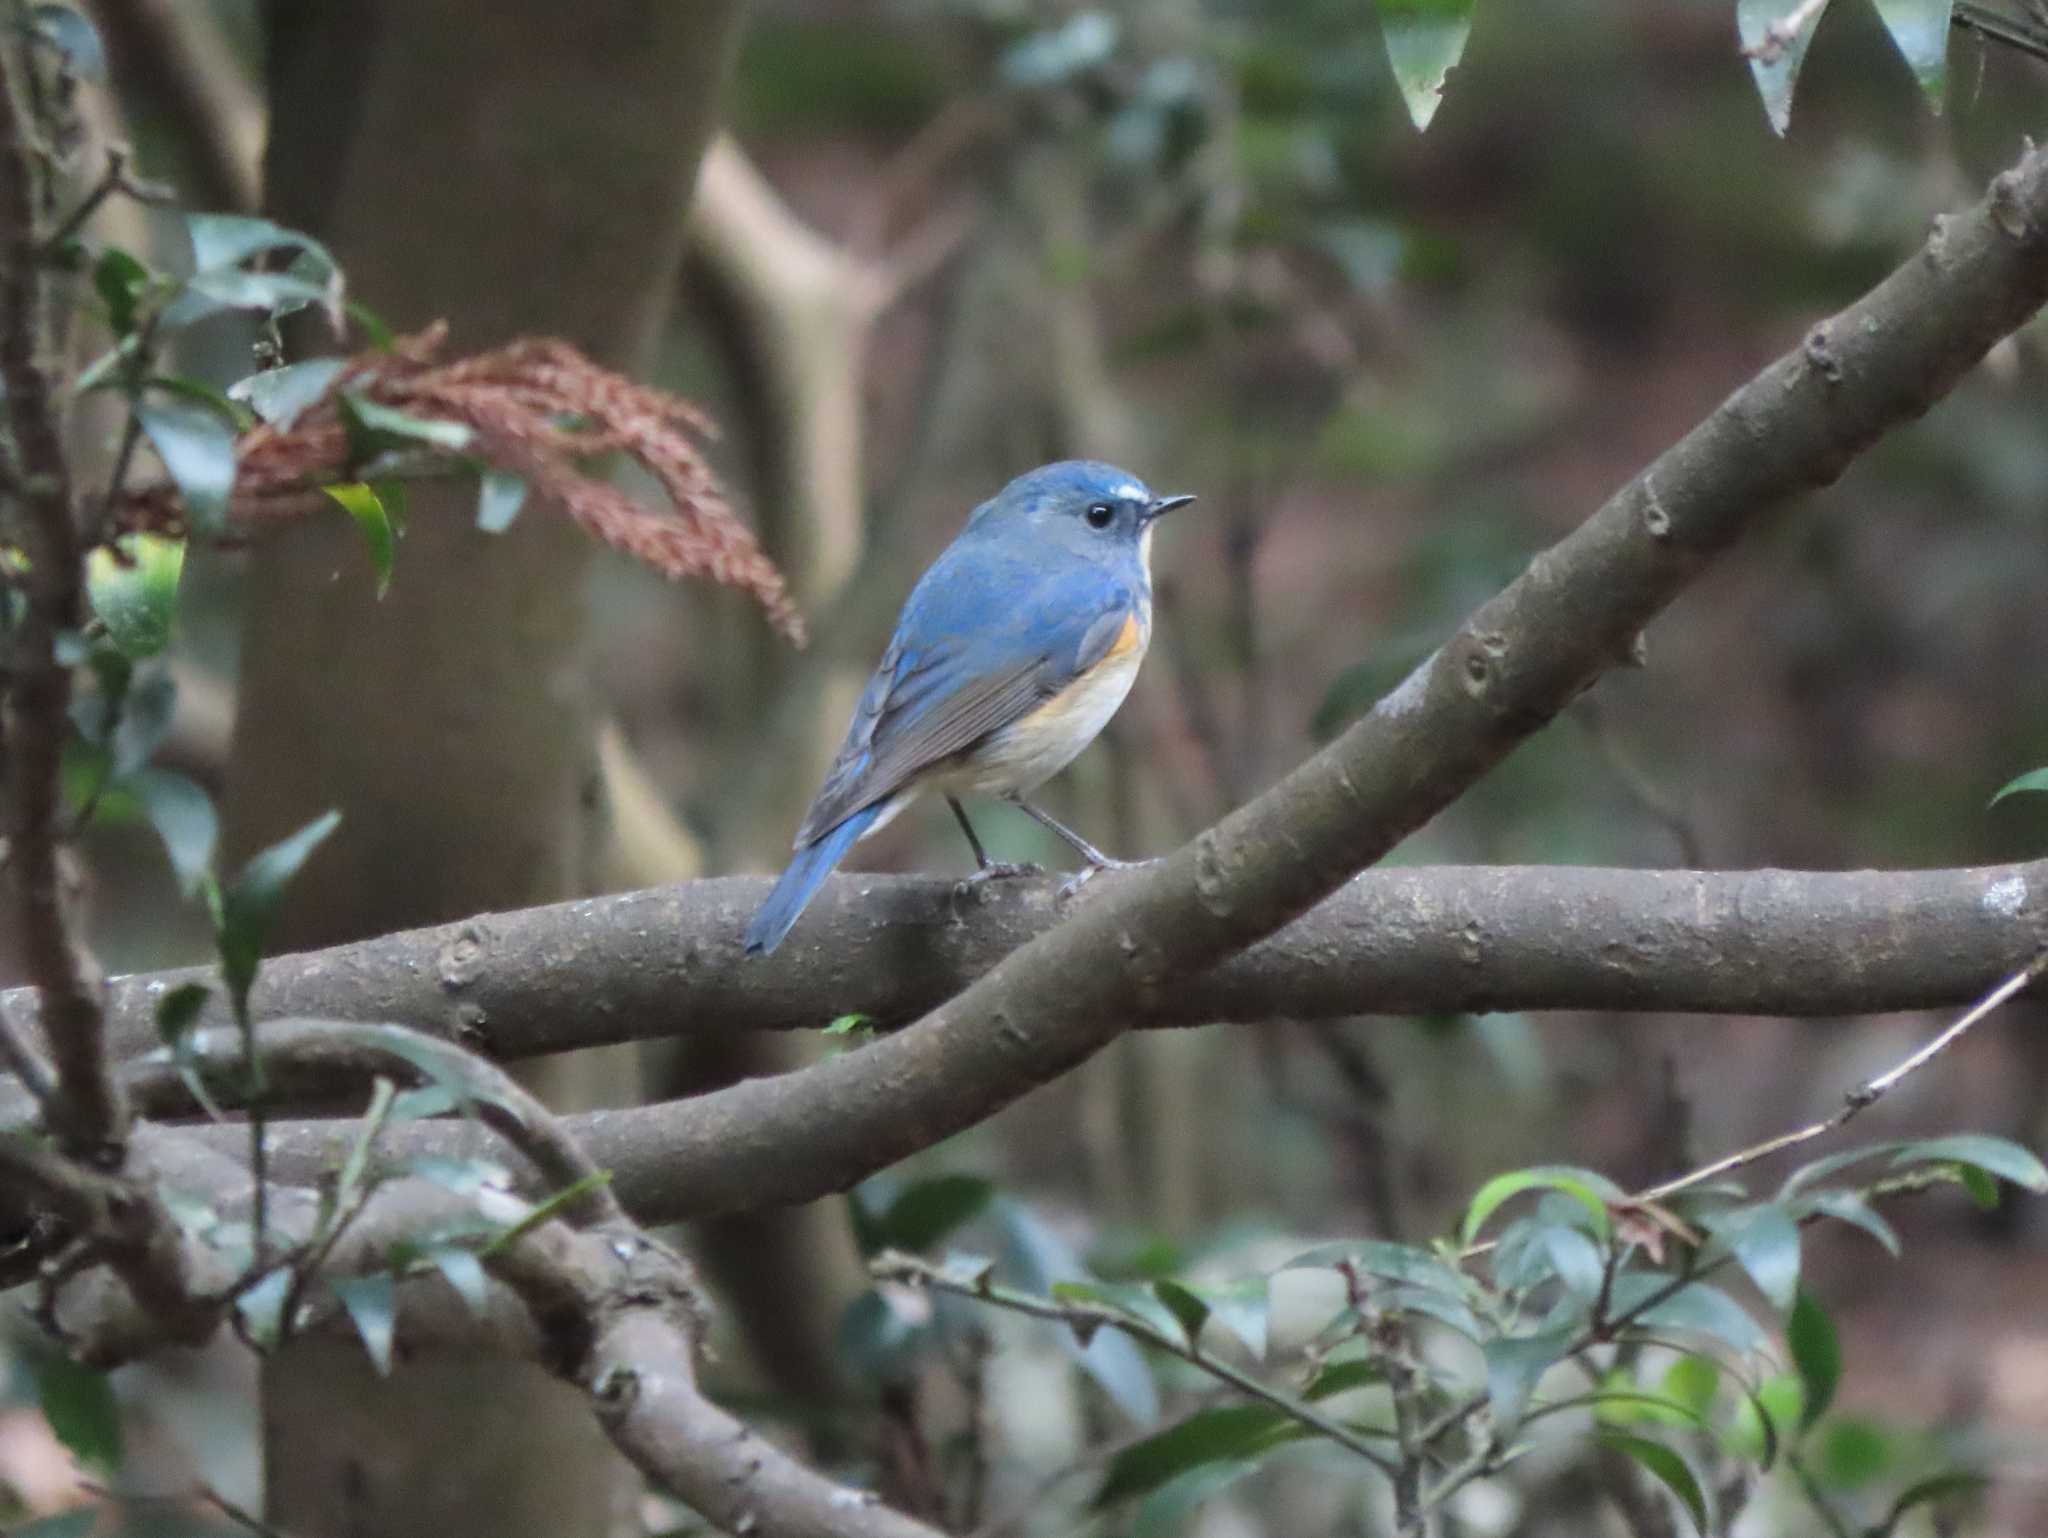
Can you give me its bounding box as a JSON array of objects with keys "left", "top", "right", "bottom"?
[{"left": 1144, "top": 493, "right": 1196, "bottom": 523}]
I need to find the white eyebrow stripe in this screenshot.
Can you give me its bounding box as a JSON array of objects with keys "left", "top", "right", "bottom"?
[{"left": 1112, "top": 483, "right": 1145, "bottom": 501}]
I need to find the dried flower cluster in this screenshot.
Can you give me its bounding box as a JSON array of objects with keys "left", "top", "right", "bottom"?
[{"left": 125, "top": 324, "right": 804, "bottom": 643}]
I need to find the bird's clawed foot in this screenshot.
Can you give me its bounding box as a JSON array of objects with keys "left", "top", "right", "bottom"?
[
  {"left": 955, "top": 859, "right": 1045, "bottom": 896},
  {"left": 1057, "top": 855, "right": 1147, "bottom": 901}
]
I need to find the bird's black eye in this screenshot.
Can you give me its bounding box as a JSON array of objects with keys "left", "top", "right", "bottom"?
[{"left": 1085, "top": 501, "right": 1115, "bottom": 529}]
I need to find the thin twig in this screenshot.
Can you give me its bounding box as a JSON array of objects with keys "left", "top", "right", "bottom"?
[
  {"left": 1637, "top": 954, "right": 2046, "bottom": 1206},
  {"left": 872, "top": 1251, "right": 1398, "bottom": 1475}
]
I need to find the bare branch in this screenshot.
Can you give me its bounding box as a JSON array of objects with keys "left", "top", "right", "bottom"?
[{"left": 19, "top": 858, "right": 2041, "bottom": 1091}]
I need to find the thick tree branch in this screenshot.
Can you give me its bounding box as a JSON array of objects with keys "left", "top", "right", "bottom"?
[
  {"left": 1, "top": 29, "right": 124, "bottom": 1158},
  {"left": 417, "top": 140, "right": 2048, "bottom": 1222},
  {"left": 12, "top": 860, "right": 2040, "bottom": 1083}
]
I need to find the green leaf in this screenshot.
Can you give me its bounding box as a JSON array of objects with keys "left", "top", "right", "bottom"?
[
  {"left": 1889, "top": 1134, "right": 2048, "bottom": 1194},
  {"left": 1788, "top": 1287, "right": 1839, "bottom": 1432},
  {"left": 1374, "top": 0, "right": 1474, "bottom": 131},
  {"left": 1711, "top": 1204, "right": 1801, "bottom": 1313},
  {"left": 338, "top": 391, "right": 473, "bottom": 465},
  {"left": 425, "top": 1245, "right": 491, "bottom": 1316},
  {"left": 137, "top": 399, "right": 238, "bottom": 537},
  {"left": 1596, "top": 1433, "right": 1710, "bottom": 1534},
  {"left": 34, "top": 1351, "right": 121, "bottom": 1472},
  {"left": 130, "top": 768, "right": 217, "bottom": 895},
  {"left": 1052, "top": 1279, "right": 1186, "bottom": 1346},
  {"left": 1463, "top": 1165, "right": 1616, "bottom": 1244},
  {"left": 1737, "top": 0, "right": 1832, "bottom": 136},
  {"left": 1991, "top": 766, "right": 2048, "bottom": 805},
  {"left": 86, "top": 533, "right": 184, "bottom": 659},
  {"left": 187, "top": 213, "right": 335, "bottom": 277},
  {"left": 11, "top": 1510, "right": 97, "bottom": 1538},
  {"left": 322, "top": 483, "right": 396, "bottom": 597},
  {"left": 235, "top": 1267, "right": 294, "bottom": 1347},
  {"left": 214, "top": 809, "right": 342, "bottom": 1008},
  {"left": 1726, "top": 1371, "right": 1800, "bottom": 1463},
  {"left": 1539, "top": 1223, "right": 1606, "bottom": 1301},
  {"left": 1131, "top": 1459, "right": 1260, "bottom": 1538},
  {"left": 1281, "top": 1238, "right": 1469, "bottom": 1296},
  {"left": 873, "top": 1174, "right": 994, "bottom": 1253},
  {"left": 1304, "top": 1358, "right": 1383, "bottom": 1400},
  {"left": 1818, "top": 1416, "right": 1892, "bottom": 1487},
  {"left": 1871, "top": 0, "right": 1952, "bottom": 106},
  {"left": 229, "top": 358, "right": 344, "bottom": 429},
  {"left": 390, "top": 1083, "right": 461, "bottom": 1122},
  {"left": 1381, "top": 1283, "right": 1483, "bottom": 1340},
  {"left": 31, "top": 4, "right": 106, "bottom": 81},
  {"left": 332, "top": 1273, "right": 397, "bottom": 1375},
  {"left": 1156, "top": 1277, "right": 1269, "bottom": 1359},
  {"left": 92, "top": 246, "right": 149, "bottom": 337},
  {"left": 823, "top": 1012, "right": 871, "bottom": 1037},
  {"left": 477, "top": 470, "right": 529, "bottom": 534},
  {"left": 1610, "top": 1276, "right": 1767, "bottom": 1355},
  {"left": 347, "top": 298, "right": 396, "bottom": 350},
  {"left": 1798, "top": 1189, "right": 1900, "bottom": 1256},
  {"left": 1095, "top": 1405, "right": 1299, "bottom": 1507},
  {"left": 994, "top": 1198, "right": 1158, "bottom": 1425},
  {"left": 154, "top": 980, "right": 211, "bottom": 1047},
  {"left": 1483, "top": 1325, "right": 1575, "bottom": 1430},
  {"left": 1871, "top": 1470, "right": 1988, "bottom": 1537},
  {"left": 403, "top": 1154, "right": 514, "bottom": 1196}
]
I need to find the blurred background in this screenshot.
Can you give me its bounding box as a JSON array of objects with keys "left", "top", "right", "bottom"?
[{"left": 5, "top": 1, "right": 2048, "bottom": 1534}]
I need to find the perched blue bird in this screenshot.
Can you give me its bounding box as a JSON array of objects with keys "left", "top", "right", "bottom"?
[{"left": 743, "top": 461, "right": 1194, "bottom": 954}]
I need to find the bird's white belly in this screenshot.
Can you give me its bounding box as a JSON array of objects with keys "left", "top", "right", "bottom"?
[{"left": 957, "top": 644, "right": 1145, "bottom": 796}]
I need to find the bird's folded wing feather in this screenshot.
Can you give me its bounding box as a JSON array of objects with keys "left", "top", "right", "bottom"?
[{"left": 793, "top": 573, "right": 1135, "bottom": 848}]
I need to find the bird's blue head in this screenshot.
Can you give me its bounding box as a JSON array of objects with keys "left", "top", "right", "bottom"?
[{"left": 965, "top": 460, "right": 1194, "bottom": 579}]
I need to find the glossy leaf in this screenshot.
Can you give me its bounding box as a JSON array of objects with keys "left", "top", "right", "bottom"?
[
  {"left": 477, "top": 469, "right": 529, "bottom": 534},
  {"left": 1131, "top": 1458, "right": 1260, "bottom": 1538},
  {"left": 1282, "top": 1238, "right": 1469, "bottom": 1295},
  {"left": 229, "top": 358, "right": 344, "bottom": 429},
  {"left": 35, "top": 1351, "right": 121, "bottom": 1472},
  {"left": 1597, "top": 1433, "right": 1710, "bottom": 1534},
  {"left": 1872, "top": 0, "right": 1952, "bottom": 105},
  {"left": 1483, "top": 1325, "right": 1575, "bottom": 1429},
  {"left": 187, "top": 213, "right": 335, "bottom": 276},
  {"left": 1374, "top": 0, "right": 1474, "bottom": 131},
  {"left": 333, "top": 1273, "right": 398, "bottom": 1375},
  {"left": 131, "top": 768, "right": 217, "bottom": 895},
  {"left": 1801, "top": 1189, "right": 1901, "bottom": 1256},
  {"left": 323, "top": 483, "right": 396, "bottom": 597},
  {"left": 1053, "top": 1279, "right": 1185, "bottom": 1345},
  {"left": 1726, "top": 1371, "right": 1799, "bottom": 1465},
  {"left": 137, "top": 398, "right": 237, "bottom": 536},
  {"left": 1890, "top": 1133, "right": 2048, "bottom": 1193},
  {"left": 1714, "top": 1204, "right": 1802, "bottom": 1313},
  {"left": 1305, "top": 1358, "right": 1383, "bottom": 1401},
  {"left": 1991, "top": 766, "right": 2048, "bottom": 805},
  {"left": 1789, "top": 1287, "right": 1839, "bottom": 1431},
  {"left": 1737, "top": 0, "right": 1832, "bottom": 136},
  {"left": 1170, "top": 1277, "right": 1268, "bottom": 1359},
  {"left": 1095, "top": 1405, "right": 1298, "bottom": 1506},
  {"left": 214, "top": 809, "right": 342, "bottom": 1008},
  {"left": 236, "top": 1267, "right": 294, "bottom": 1347},
  {"left": 338, "top": 391, "right": 473, "bottom": 465},
  {"left": 1463, "top": 1165, "right": 1616, "bottom": 1243},
  {"left": 1608, "top": 1275, "right": 1767, "bottom": 1354},
  {"left": 1539, "top": 1223, "right": 1606, "bottom": 1301},
  {"left": 995, "top": 1200, "right": 1158, "bottom": 1425},
  {"left": 1382, "top": 1283, "right": 1484, "bottom": 1340},
  {"left": 426, "top": 1245, "right": 491, "bottom": 1317},
  {"left": 86, "top": 533, "right": 184, "bottom": 659}
]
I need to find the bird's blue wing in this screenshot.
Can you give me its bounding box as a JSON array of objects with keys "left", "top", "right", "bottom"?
[{"left": 792, "top": 541, "right": 1136, "bottom": 847}]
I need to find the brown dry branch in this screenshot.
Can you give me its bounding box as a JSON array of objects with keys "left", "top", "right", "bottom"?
[{"left": 121, "top": 324, "right": 805, "bottom": 643}]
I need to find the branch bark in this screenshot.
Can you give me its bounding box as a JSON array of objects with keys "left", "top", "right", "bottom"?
[
  {"left": 229, "top": 137, "right": 2048, "bottom": 1226},
  {"left": 13, "top": 859, "right": 2040, "bottom": 1081}
]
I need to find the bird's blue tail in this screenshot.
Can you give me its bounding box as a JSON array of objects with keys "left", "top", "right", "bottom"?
[{"left": 743, "top": 803, "right": 884, "bottom": 954}]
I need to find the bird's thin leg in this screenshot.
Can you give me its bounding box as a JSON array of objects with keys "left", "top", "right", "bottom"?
[
  {"left": 1007, "top": 796, "right": 1145, "bottom": 896},
  {"left": 949, "top": 795, "right": 1041, "bottom": 886}
]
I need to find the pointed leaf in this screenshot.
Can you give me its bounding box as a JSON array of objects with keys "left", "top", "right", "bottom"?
[
  {"left": 1095, "top": 1405, "right": 1299, "bottom": 1507},
  {"left": 1872, "top": 1470, "right": 1988, "bottom": 1537},
  {"left": 1539, "top": 1223, "right": 1607, "bottom": 1301},
  {"left": 995, "top": 1200, "right": 1158, "bottom": 1425},
  {"left": 1151, "top": 1278, "right": 1210, "bottom": 1348},
  {"left": 91, "top": 246, "right": 149, "bottom": 337},
  {"left": 1991, "top": 766, "right": 2048, "bottom": 805},
  {"left": 229, "top": 358, "right": 344, "bottom": 429},
  {"left": 1052, "top": 1279, "right": 1186, "bottom": 1345},
  {"left": 235, "top": 1266, "right": 294, "bottom": 1347},
  {"left": 338, "top": 391, "right": 473, "bottom": 463},
  {"left": 1131, "top": 1459, "right": 1260, "bottom": 1538},
  {"left": 215, "top": 809, "right": 341, "bottom": 1005},
  {"left": 477, "top": 470, "right": 529, "bottom": 533},
  {"left": 1871, "top": 0, "right": 1952, "bottom": 105},
  {"left": 130, "top": 768, "right": 217, "bottom": 894},
  {"left": 1375, "top": 0, "right": 1475, "bottom": 130},
  {"left": 87, "top": 533, "right": 183, "bottom": 658},
  {"left": 332, "top": 1273, "right": 397, "bottom": 1375},
  {"left": 1889, "top": 1134, "right": 2048, "bottom": 1193},
  {"left": 187, "top": 213, "right": 335, "bottom": 277},
  {"left": 1800, "top": 1189, "right": 1901, "bottom": 1256},
  {"left": 1788, "top": 1287, "right": 1839, "bottom": 1431},
  {"left": 1737, "top": 0, "right": 1832, "bottom": 136},
  {"left": 426, "top": 1245, "right": 491, "bottom": 1316},
  {"left": 1305, "top": 1358, "right": 1384, "bottom": 1400},
  {"left": 1597, "top": 1433, "right": 1710, "bottom": 1534},
  {"left": 137, "top": 398, "right": 237, "bottom": 536},
  {"left": 1612, "top": 1277, "right": 1767, "bottom": 1355},
  {"left": 1282, "top": 1238, "right": 1469, "bottom": 1295},
  {"left": 322, "top": 483, "right": 395, "bottom": 596},
  {"left": 874, "top": 1174, "right": 995, "bottom": 1253}
]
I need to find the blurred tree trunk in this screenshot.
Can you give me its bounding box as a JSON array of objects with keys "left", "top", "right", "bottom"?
[{"left": 228, "top": 5, "right": 746, "bottom": 1535}]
